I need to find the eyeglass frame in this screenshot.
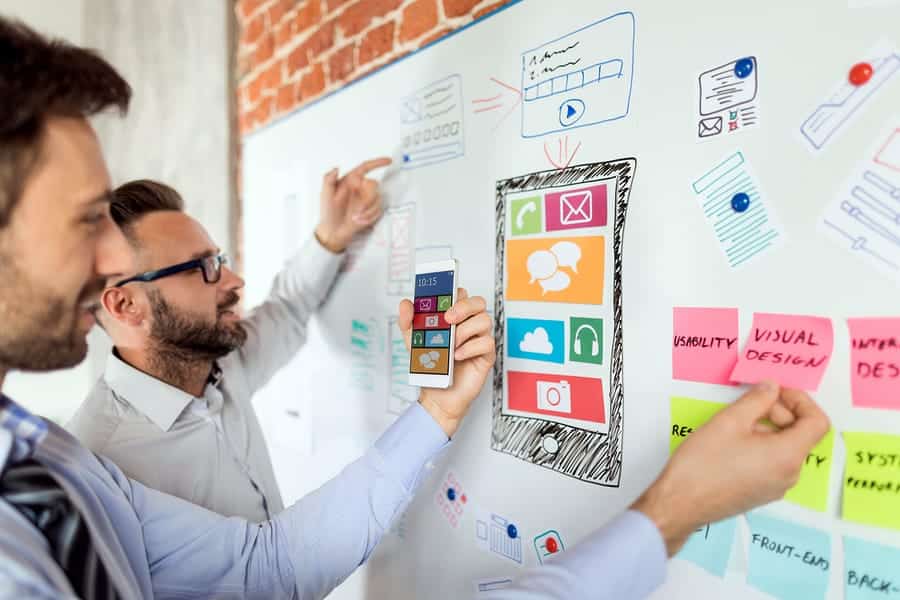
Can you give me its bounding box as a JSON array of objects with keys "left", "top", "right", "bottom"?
[{"left": 113, "top": 253, "right": 229, "bottom": 288}]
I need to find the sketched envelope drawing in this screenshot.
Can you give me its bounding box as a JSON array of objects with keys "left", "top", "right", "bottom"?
[
  {"left": 698, "top": 116, "right": 723, "bottom": 138},
  {"left": 560, "top": 191, "right": 593, "bottom": 225}
]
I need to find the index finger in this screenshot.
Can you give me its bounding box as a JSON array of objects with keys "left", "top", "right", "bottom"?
[
  {"left": 446, "top": 295, "right": 486, "bottom": 324},
  {"left": 772, "top": 388, "right": 831, "bottom": 451},
  {"left": 350, "top": 156, "right": 392, "bottom": 177}
]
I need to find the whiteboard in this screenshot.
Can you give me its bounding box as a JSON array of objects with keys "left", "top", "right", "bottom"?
[{"left": 242, "top": 1, "right": 900, "bottom": 598}]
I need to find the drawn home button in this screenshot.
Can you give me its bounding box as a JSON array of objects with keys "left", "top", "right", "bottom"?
[
  {"left": 541, "top": 435, "right": 560, "bottom": 454},
  {"left": 558, "top": 99, "right": 586, "bottom": 127}
]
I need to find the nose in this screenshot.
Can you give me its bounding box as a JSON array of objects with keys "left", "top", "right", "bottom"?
[
  {"left": 95, "top": 214, "right": 132, "bottom": 280},
  {"left": 220, "top": 265, "right": 245, "bottom": 291}
]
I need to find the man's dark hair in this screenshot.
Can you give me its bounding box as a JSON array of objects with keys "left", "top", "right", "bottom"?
[
  {"left": 0, "top": 17, "right": 131, "bottom": 227},
  {"left": 111, "top": 179, "right": 185, "bottom": 245}
]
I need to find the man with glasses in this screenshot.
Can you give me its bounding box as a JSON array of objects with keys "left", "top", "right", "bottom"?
[{"left": 66, "top": 174, "right": 397, "bottom": 522}]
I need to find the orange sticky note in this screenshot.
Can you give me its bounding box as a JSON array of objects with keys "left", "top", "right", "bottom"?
[
  {"left": 672, "top": 307, "right": 739, "bottom": 385},
  {"left": 848, "top": 317, "right": 900, "bottom": 411},
  {"left": 505, "top": 236, "right": 605, "bottom": 304},
  {"left": 730, "top": 313, "right": 834, "bottom": 391}
]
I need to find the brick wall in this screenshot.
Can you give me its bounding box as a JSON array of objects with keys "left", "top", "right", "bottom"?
[{"left": 235, "top": 0, "right": 517, "bottom": 135}]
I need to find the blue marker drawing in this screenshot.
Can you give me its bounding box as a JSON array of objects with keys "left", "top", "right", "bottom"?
[
  {"left": 387, "top": 316, "right": 418, "bottom": 415},
  {"left": 691, "top": 151, "right": 782, "bottom": 268},
  {"left": 843, "top": 536, "right": 900, "bottom": 600},
  {"left": 746, "top": 512, "right": 831, "bottom": 600},
  {"left": 520, "top": 12, "right": 635, "bottom": 138},
  {"left": 696, "top": 57, "right": 759, "bottom": 140},
  {"left": 799, "top": 45, "right": 900, "bottom": 152},
  {"left": 475, "top": 511, "right": 523, "bottom": 564},
  {"left": 507, "top": 318, "right": 565, "bottom": 364},
  {"left": 400, "top": 74, "right": 465, "bottom": 169},
  {"left": 821, "top": 124, "right": 900, "bottom": 283},
  {"left": 676, "top": 518, "right": 737, "bottom": 577}
]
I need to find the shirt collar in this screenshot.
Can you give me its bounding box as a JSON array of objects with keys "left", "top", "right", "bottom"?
[
  {"left": 0, "top": 393, "right": 48, "bottom": 465},
  {"left": 105, "top": 352, "right": 198, "bottom": 432}
]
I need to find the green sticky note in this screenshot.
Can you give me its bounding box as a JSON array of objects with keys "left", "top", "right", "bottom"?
[
  {"left": 510, "top": 196, "right": 542, "bottom": 236},
  {"left": 670, "top": 396, "right": 727, "bottom": 454},
  {"left": 843, "top": 432, "right": 900, "bottom": 531},
  {"left": 784, "top": 429, "right": 834, "bottom": 512}
]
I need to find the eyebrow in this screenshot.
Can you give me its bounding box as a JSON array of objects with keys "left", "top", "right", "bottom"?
[
  {"left": 187, "top": 248, "right": 220, "bottom": 261},
  {"left": 84, "top": 190, "right": 115, "bottom": 206}
]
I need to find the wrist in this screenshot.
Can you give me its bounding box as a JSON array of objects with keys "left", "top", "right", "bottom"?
[
  {"left": 630, "top": 471, "right": 694, "bottom": 557},
  {"left": 418, "top": 390, "right": 460, "bottom": 439},
  {"left": 314, "top": 225, "right": 347, "bottom": 254}
]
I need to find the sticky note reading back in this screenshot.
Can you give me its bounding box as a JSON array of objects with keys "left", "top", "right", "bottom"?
[
  {"left": 676, "top": 519, "right": 738, "bottom": 577},
  {"left": 843, "top": 431, "right": 900, "bottom": 531},
  {"left": 730, "top": 313, "right": 834, "bottom": 391},
  {"left": 784, "top": 429, "right": 835, "bottom": 513},
  {"left": 670, "top": 396, "right": 726, "bottom": 454},
  {"left": 848, "top": 318, "right": 900, "bottom": 411},
  {"left": 844, "top": 536, "right": 900, "bottom": 599},
  {"left": 672, "top": 307, "right": 739, "bottom": 385},
  {"left": 746, "top": 513, "right": 831, "bottom": 600}
]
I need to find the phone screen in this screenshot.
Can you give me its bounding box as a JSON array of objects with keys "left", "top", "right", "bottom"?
[{"left": 409, "top": 269, "right": 455, "bottom": 376}]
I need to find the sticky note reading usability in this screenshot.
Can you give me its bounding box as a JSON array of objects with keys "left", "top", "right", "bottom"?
[
  {"left": 844, "top": 536, "right": 900, "bottom": 600},
  {"left": 848, "top": 318, "right": 900, "bottom": 412},
  {"left": 730, "top": 313, "right": 834, "bottom": 391},
  {"left": 783, "top": 429, "right": 835, "bottom": 513},
  {"left": 670, "top": 396, "right": 726, "bottom": 454},
  {"left": 672, "top": 307, "right": 739, "bottom": 385},
  {"left": 676, "top": 519, "right": 738, "bottom": 577},
  {"left": 843, "top": 431, "right": 900, "bottom": 531},
  {"left": 746, "top": 512, "right": 831, "bottom": 600}
]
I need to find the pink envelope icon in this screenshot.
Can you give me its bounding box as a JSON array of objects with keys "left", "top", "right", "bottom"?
[{"left": 545, "top": 183, "right": 607, "bottom": 231}]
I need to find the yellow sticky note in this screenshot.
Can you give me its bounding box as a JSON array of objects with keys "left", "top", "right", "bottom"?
[
  {"left": 843, "top": 432, "right": 900, "bottom": 531},
  {"left": 784, "top": 429, "right": 834, "bottom": 512},
  {"left": 670, "top": 396, "right": 727, "bottom": 454}
]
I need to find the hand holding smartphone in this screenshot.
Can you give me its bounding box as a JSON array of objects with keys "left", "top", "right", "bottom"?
[{"left": 408, "top": 259, "right": 458, "bottom": 389}]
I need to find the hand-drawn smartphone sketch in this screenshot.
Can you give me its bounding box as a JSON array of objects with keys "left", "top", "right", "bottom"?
[
  {"left": 400, "top": 74, "right": 465, "bottom": 169},
  {"left": 520, "top": 12, "right": 635, "bottom": 138},
  {"left": 493, "top": 158, "right": 635, "bottom": 486}
]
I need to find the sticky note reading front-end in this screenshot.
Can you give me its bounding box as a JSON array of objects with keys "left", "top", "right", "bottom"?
[
  {"left": 848, "top": 318, "right": 900, "bottom": 412},
  {"left": 672, "top": 307, "right": 739, "bottom": 385},
  {"left": 730, "top": 313, "right": 834, "bottom": 391},
  {"left": 844, "top": 536, "right": 900, "bottom": 600},
  {"left": 746, "top": 512, "right": 831, "bottom": 600},
  {"left": 784, "top": 429, "right": 835, "bottom": 512},
  {"left": 843, "top": 431, "right": 900, "bottom": 531},
  {"left": 670, "top": 396, "right": 727, "bottom": 454}
]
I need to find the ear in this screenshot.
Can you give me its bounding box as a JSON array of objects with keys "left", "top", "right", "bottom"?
[{"left": 100, "top": 286, "right": 144, "bottom": 327}]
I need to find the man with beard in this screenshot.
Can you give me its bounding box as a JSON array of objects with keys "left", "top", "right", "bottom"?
[
  {"left": 66, "top": 172, "right": 397, "bottom": 522},
  {"left": 1, "top": 15, "right": 831, "bottom": 600}
]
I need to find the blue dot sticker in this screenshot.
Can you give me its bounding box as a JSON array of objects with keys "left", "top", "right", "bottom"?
[
  {"left": 447, "top": 488, "right": 456, "bottom": 501},
  {"left": 734, "top": 58, "right": 754, "bottom": 79},
  {"left": 731, "top": 192, "right": 751, "bottom": 213},
  {"left": 507, "top": 523, "right": 518, "bottom": 539}
]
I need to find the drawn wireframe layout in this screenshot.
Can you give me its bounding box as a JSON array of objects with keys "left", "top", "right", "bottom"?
[
  {"left": 386, "top": 203, "right": 415, "bottom": 296},
  {"left": 520, "top": 12, "right": 635, "bottom": 138},
  {"left": 690, "top": 151, "right": 783, "bottom": 269},
  {"left": 434, "top": 470, "right": 467, "bottom": 528},
  {"left": 494, "top": 159, "right": 635, "bottom": 486},
  {"left": 387, "top": 316, "right": 418, "bottom": 415},
  {"left": 821, "top": 120, "right": 900, "bottom": 282},
  {"left": 400, "top": 74, "right": 465, "bottom": 168},
  {"left": 473, "top": 577, "right": 514, "bottom": 594},
  {"left": 696, "top": 57, "right": 759, "bottom": 140},
  {"left": 349, "top": 318, "right": 380, "bottom": 393},
  {"left": 799, "top": 44, "right": 900, "bottom": 152},
  {"left": 475, "top": 511, "right": 524, "bottom": 564}
]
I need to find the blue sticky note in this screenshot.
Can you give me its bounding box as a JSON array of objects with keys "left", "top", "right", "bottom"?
[
  {"left": 844, "top": 536, "right": 900, "bottom": 599},
  {"left": 676, "top": 518, "right": 737, "bottom": 577},
  {"left": 507, "top": 318, "right": 565, "bottom": 364},
  {"left": 746, "top": 513, "right": 831, "bottom": 600}
]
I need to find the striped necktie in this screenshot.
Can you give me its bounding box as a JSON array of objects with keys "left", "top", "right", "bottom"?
[{"left": 1, "top": 458, "right": 119, "bottom": 599}]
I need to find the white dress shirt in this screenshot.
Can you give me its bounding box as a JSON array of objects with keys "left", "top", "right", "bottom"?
[{"left": 67, "top": 236, "right": 342, "bottom": 522}]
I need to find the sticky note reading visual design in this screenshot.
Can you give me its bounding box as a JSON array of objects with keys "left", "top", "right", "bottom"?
[
  {"left": 730, "top": 313, "right": 834, "bottom": 391},
  {"left": 670, "top": 396, "right": 727, "bottom": 454},
  {"left": 746, "top": 513, "right": 831, "bottom": 600},
  {"left": 784, "top": 429, "right": 835, "bottom": 512},
  {"left": 672, "top": 307, "right": 739, "bottom": 385},
  {"left": 844, "top": 536, "right": 900, "bottom": 599},
  {"left": 848, "top": 318, "right": 900, "bottom": 411},
  {"left": 676, "top": 519, "right": 738, "bottom": 577},
  {"left": 843, "top": 431, "right": 900, "bottom": 531}
]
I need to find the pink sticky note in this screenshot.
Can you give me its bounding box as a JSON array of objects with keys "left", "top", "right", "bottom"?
[
  {"left": 730, "top": 313, "right": 834, "bottom": 391},
  {"left": 672, "top": 307, "right": 739, "bottom": 385},
  {"left": 848, "top": 317, "right": 900, "bottom": 411}
]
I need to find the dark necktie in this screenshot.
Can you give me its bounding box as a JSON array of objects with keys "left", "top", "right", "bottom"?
[{"left": 1, "top": 458, "right": 119, "bottom": 600}]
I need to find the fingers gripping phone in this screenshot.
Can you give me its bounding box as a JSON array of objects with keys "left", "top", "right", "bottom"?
[{"left": 408, "top": 259, "right": 458, "bottom": 389}]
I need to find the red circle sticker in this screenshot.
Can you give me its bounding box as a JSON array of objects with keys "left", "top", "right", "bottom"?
[{"left": 848, "top": 62, "right": 873, "bottom": 86}]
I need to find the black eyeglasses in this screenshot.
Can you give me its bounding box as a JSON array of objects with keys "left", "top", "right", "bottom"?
[{"left": 114, "top": 254, "right": 228, "bottom": 288}]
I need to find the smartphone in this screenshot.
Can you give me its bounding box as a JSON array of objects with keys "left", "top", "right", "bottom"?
[{"left": 408, "top": 259, "right": 458, "bottom": 389}]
